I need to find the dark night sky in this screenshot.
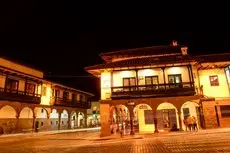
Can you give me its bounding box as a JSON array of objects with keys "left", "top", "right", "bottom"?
[{"left": 1, "top": 2, "right": 230, "bottom": 100}]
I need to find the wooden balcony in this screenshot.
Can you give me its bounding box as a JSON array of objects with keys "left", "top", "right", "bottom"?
[
  {"left": 111, "top": 82, "right": 196, "bottom": 99},
  {"left": 54, "top": 97, "right": 91, "bottom": 109},
  {"left": 0, "top": 87, "right": 41, "bottom": 104}
]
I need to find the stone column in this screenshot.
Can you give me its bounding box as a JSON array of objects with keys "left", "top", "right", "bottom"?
[
  {"left": 15, "top": 113, "right": 20, "bottom": 133},
  {"left": 68, "top": 113, "right": 71, "bottom": 129},
  {"left": 58, "top": 113, "right": 61, "bottom": 130},
  {"left": 129, "top": 107, "right": 135, "bottom": 135},
  {"left": 177, "top": 111, "right": 183, "bottom": 131},
  {"left": 100, "top": 104, "right": 111, "bottom": 137},
  {"left": 152, "top": 109, "right": 159, "bottom": 133}
]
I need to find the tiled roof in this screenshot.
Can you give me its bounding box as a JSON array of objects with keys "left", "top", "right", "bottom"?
[
  {"left": 100, "top": 45, "right": 184, "bottom": 62},
  {"left": 85, "top": 53, "right": 230, "bottom": 70},
  {"left": 85, "top": 55, "right": 194, "bottom": 70}
]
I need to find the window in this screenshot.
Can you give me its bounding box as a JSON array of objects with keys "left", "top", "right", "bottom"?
[
  {"left": 123, "top": 77, "right": 136, "bottom": 91},
  {"left": 41, "top": 122, "right": 43, "bottom": 126},
  {"left": 123, "top": 77, "right": 136, "bottom": 86},
  {"left": 220, "top": 105, "right": 230, "bottom": 117},
  {"left": 63, "top": 91, "right": 69, "bottom": 100},
  {"left": 50, "top": 121, "right": 53, "bottom": 125},
  {"left": 25, "top": 83, "right": 35, "bottom": 94},
  {"left": 41, "top": 109, "right": 44, "bottom": 113},
  {"left": 145, "top": 76, "right": 159, "bottom": 90},
  {"left": 168, "top": 74, "right": 182, "bottom": 84},
  {"left": 79, "top": 95, "right": 83, "bottom": 102},
  {"left": 72, "top": 93, "right": 76, "bottom": 102},
  {"left": 209, "top": 75, "right": 219, "bottom": 86},
  {"left": 5, "top": 78, "right": 19, "bottom": 92},
  {"left": 168, "top": 74, "right": 182, "bottom": 88},
  {"left": 42, "top": 86, "right": 47, "bottom": 96}
]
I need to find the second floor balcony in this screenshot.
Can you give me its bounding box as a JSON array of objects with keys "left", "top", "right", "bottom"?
[
  {"left": 111, "top": 82, "right": 195, "bottom": 99},
  {"left": 54, "top": 97, "right": 91, "bottom": 109},
  {"left": 0, "top": 87, "right": 41, "bottom": 104}
]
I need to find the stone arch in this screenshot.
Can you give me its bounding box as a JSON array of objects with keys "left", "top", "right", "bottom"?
[
  {"left": 34, "top": 107, "right": 48, "bottom": 131},
  {"left": 0, "top": 105, "right": 17, "bottom": 118},
  {"left": 181, "top": 101, "right": 200, "bottom": 131},
  {"left": 50, "top": 109, "right": 59, "bottom": 130},
  {"left": 133, "top": 103, "right": 153, "bottom": 133},
  {"left": 0, "top": 105, "right": 17, "bottom": 134},
  {"left": 156, "top": 102, "right": 179, "bottom": 131},
  {"left": 70, "top": 111, "right": 77, "bottom": 129},
  {"left": 18, "top": 107, "right": 34, "bottom": 132},
  {"left": 19, "top": 107, "right": 33, "bottom": 118},
  {"left": 60, "top": 110, "right": 69, "bottom": 129},
  {"left": 78, "top": 112, "right": 85, "bottom": 128}
]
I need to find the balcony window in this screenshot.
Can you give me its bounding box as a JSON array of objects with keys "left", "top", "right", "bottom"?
[
  {"left": 209, "top": 75, "right": 219, "bottom": 86},
  {"left": 63, "top": 91, "right": 69, "bottom": 100},
  {"left": 5, "top": 78, "right": 19, "bottom": 93},
  {"left": 168, "top": 74, "right": 182, "bottom": 88},
  {"left": 145, "top": 76, "right": 159, "bottom": 90},
  {"left": 123, "top": 77, "right": 136, "bottom": 91},
  {"left": 25, "top": 83, "right": 35, "bottom": 95}
]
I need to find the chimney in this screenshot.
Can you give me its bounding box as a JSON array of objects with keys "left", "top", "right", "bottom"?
[{"left": 172, "top": 40, "right": 178, "bottom": 46}]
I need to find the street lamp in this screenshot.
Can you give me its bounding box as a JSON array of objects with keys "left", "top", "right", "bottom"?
[{"left": 127, "top": 100, "right": 135, "bottom": 135}]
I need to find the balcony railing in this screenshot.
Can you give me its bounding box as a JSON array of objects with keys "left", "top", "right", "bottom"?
[
  {"left": 54, "top": 97, "right": 91, "bottom": 109},
  {"left": 0, "top": 87, "right": 41, "bottom": 104},
  {"left": 111, "top": 82, "right": 195, "bottom": 99}
]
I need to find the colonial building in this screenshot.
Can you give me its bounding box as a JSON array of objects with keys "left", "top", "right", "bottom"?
[
  {"left": 0, "top": 57, "right": 93, "bottom": 134},
  {"left": 85, "top": 41, "right": 230, "bottom": 137}
]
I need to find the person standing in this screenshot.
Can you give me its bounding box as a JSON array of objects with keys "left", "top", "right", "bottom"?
[
  {"left": 187, "top": 116, "right": 193, "bottom": 131},
  {"left": 183, "top": 117, "right": 188, "bottom": 132},
  {"left": 192, "top": 116, "right": 198, "bottom": 131}
]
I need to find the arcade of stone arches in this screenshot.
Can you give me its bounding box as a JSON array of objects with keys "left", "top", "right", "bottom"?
[
  {"left": 110, "top": 101, "right": 201, "bottom": 134},
  {"left": 0, "top": 104, "right": 86, "bottom": 134}
]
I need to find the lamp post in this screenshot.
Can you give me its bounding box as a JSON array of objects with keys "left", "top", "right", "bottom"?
[{"left": 127, "top": 100, "right": 135, "bottom": 135}]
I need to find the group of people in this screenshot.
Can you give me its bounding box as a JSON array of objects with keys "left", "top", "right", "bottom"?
[{"left": 183, "top": 116, "right": 198, "bottom": 132}]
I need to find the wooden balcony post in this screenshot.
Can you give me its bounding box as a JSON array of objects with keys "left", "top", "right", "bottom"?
[
  {"left": 24, "top": 78, "right": 28, "bottom": 95},
  {"left": 111, "top": 71, "right": 113, "bottom": 92},
  {"left": 190, "top": 64, "right": 195, "bottom": 87},
  {"left": 161, "top": 67, "right": 166, "bottom": 89},
  {"left": 4, "top": 73, "right": 8, "bottom": 92},
  {"left": 135, "top": 69, "right": 138, "bottom": 91}
]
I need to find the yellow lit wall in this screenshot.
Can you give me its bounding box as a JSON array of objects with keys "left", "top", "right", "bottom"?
[
  {"left": 138, "top": 68, "right": 164, "bottom": 85},
  {"left": 164, "top": 66, "right": 190, "bottom": 83},
  {"left": 198, "top": 68, "right": 230, "bottom": 98},
  {"left": 113, "top": 70, "right": 136, "bottom": 86},
  {"left": 41, "top": 83, "right": 52, "bottom": 105},
  {"left": 0, "top": 74, "right": 5, "bottom": 88},
  {"left": 136, "top": 105, "right": 155, "bottom": 133},
  {"left": 18, "top": 80, "right": 25, "bottom": 91},
  {"left": 101, "top": 71, "right": 111, "bottom": 100},
  {"left": 0, "top": 58, "right": 43, "bottom": 78}
]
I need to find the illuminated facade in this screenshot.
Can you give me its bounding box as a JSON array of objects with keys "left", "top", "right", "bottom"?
[
  {"left": 85, "top": 41, "right": 230, "bottom": 137},
  {"left": 0, "top": 57, "right": 93, "bottom": 134}
]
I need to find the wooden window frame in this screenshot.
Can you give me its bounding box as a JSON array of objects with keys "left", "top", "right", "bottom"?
[{"left": 123, "top": 77, "right": 136, "bottom": 87}]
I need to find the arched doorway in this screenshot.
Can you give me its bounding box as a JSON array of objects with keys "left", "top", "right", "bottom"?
[
  {"left": 156, "top": 102, "right": 179, "bottom": 132},
  {"left": 0, "top": 105, "right": 17, "bottom": 134},
  {"left": 60, "top": 110, "right": 68, "bottom": 129},
  {"left": 18, "top": 107, "right": 33, "bottom": 132},
  {"left": 134, "top": 104, "right": 154, "bottom": 133},
  {"left": 70, "top": 111, "right": 77, "bottom": 129},
  {"left": 34, "top": 107, "right": 48, "bottom": 131},
  {"left": 50, "top": 109, "right": 59, "bottom": 130},
  {"left": 110, "top": 105, "right": 130, "bottom": 134},
  {"left": 181, "top": 101, "right": 201, "bottom": 131},
  {"left": 78, "top": 112, "right": 85, "bottom": 128}
]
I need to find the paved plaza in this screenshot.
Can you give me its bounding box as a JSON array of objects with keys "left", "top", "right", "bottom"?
[{"left": 1, "top": 129, "right": 230, "bottom": 153}]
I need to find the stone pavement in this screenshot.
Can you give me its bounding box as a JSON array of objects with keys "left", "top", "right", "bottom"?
[{"left": 1, "top": 128, "right": 230, "bottom": 153}]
